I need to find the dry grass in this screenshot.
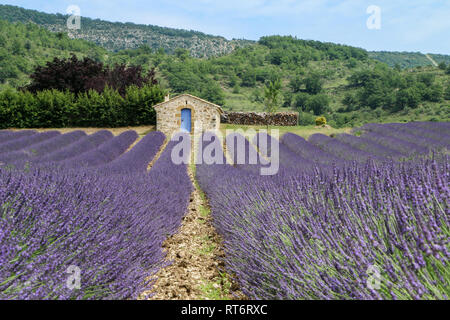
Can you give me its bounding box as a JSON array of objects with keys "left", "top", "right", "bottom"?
[{"left": 220, "top": 124, "right": 352, "bottom": 139}]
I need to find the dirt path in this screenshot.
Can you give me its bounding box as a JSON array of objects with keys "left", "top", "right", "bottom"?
[
  {"left": 425, "top": 54, "right": 438, "bottom": 67},
  {"left": 140, "top": 160, "right": 245, "bottom": 300}
]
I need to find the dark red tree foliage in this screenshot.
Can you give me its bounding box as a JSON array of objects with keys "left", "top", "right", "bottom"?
[{"left": 24, "top": 55, "right": 158, "bottom": 96}]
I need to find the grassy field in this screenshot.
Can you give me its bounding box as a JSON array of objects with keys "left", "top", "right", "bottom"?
[{"left": 219, "top": 124, "right": 352, "bottom": 138}]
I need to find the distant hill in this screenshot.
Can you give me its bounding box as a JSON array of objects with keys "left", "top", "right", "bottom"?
[
  {"left": 3, "top": 4, "right": 450, "bottom": 68},
  {"left": 0, "top": 19, "right": 107, "bottom": 87},
  {"left": 0, "top": 6, "right": 448, "bottom": 128},
  {"left": 0, "top": 4, "right": 253, "bottom": 57},
  {"left": 369, "top": 51, "right": 450, "bottom": 68}
]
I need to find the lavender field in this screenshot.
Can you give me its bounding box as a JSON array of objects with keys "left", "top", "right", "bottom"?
[
  {"left": 0, "top": 130, "right": 192, "bottom": 299},
  {"left": 0, "top": 121, "right": 449, "bottom": 300},
  {"left": 197, "top": 122, "right": 449, "bottom": 300}
]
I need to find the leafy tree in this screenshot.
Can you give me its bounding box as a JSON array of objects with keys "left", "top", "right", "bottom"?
[
  {"left": 342, "top": 93, "right": 358, "bottom": 111},
  {"left": 24, "top": 55, "right": 157, "bottom": 96},
  {"left": 422, "top": 84, "right": 443, "bottom": 102},
  {"left": 304, "top": 73, "right": 322, "bottom": 94},
  {"left": 417, "top": 73, "right": 436, "bottom": 86},
  {"left": 200, "top": 81, "right": 225, "bottom": 105},
  {"left": 241, "top": 68, "right": 256, "bottom": 87},
  {"left": 396, "top": 88, "right": 421, "bottom": 110},
  {"left": 292, "top": 92, "right": 310, "bottom": 111},
  {"left": 264, "top": 79, "right": 282, "bottom": 128},
  {"left": 175, "top": 48, "right": 190, "bottom": 61},
  {"left": 438, "top": 62, "right": 447, "bottom": 70},
  {"left": 445, "top": 85, "right": 450, "bottom": 100},
  {"left": 305, "top": 94, "right": 330, "bottom": 115},
  {"left": 289, "top": 74, "right": 304, "bottom": 93}
]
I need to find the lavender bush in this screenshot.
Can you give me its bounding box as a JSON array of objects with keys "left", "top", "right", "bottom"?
[
  {"left": 0, "top": 130, "right": 37, "bottom": 144},
  {"left": 309, "top": 133, "right": 385, "bottom": 162},
  {"left": 360, "top": 123, "right": 447, "bottom": 150},
  {"left": 335, "top": 133, "right": 405, "bottom": 159},
  {"left": 35, "top": 130, "right": 113, "bottom": 164},
  {"left": 197, "top": 128, "right": 449, "bottom": 300},
  {"left": 281, "top": 132, "right": 343, "bottom": 166},
  {"left": 0, "top": 131, "right": 87, "bottom": 165},
  {"left": 0, "top": 131, "right": 60, "bottom": 154},
  {"left": 0, "top": 130, "right": 191, "bottom": 299},
  {"left": 99, "top": 131, "right": 165, "bottom": 174},
  {"left": 61, "top": 131, "right": 138, "bottom": 168}
]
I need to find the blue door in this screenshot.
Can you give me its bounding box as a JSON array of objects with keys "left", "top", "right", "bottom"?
[{"left": 181, "top": 108, "right": 191, "bottom": 132}]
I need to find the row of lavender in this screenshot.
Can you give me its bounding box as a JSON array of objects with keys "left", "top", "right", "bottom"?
[
  {"left": 196, "top": 122, "right": 449, "bottom": 299},
  {"left": 0, "top": 130, "right": 192, "bottom": 299}
]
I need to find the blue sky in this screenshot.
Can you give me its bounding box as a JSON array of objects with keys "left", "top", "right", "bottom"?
[{"left": 2, "top": 0, "right": 450, "bottom": 54}]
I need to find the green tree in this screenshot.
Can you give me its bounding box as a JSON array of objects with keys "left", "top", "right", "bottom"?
[
  {"left": 241, "top": 68, "right": 256, "bottom": 87},
  {"left": 396, "top": 88, "right": 421, "bottom": 110},
  {"left": 417, "top": 73, "right": 436, "bottom": 86},
  {"left": 304, "top": 73, "right": 322, "bottom": 94},
  {"left": 342, "top": 93, "right": 358, "bottom": 111},
  {"left": 264, "top": 79, "right": 282, "bottom": 128},
  {"left": 292, "top": 92, "right": 310, "bottom": 111},
  {"left": 438, "top": 62, "right": 447, "bottom": 70},
  {"left": 445, "top": 85, "right": 450, "bottom": 100},
  {"left": 200, "top": 81, "right": 225, "bottom": 105},
  {"left": 305, "top": 94, "right": 330, "bottom": 115},
  {"left": 175, "top": 48, "right": 190, "bottom": 61},
  {"left": 289, "top": 74, "right": 304, "bottom": 93}
]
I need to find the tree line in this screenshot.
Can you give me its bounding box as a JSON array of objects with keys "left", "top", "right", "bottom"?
[{"left": 0, "top": 55, "right": 164, "bottom": 128}]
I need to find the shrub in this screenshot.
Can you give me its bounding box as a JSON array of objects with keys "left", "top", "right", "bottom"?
[
  {"left": 305, "top": 94, "right": 330, "bottom": 115},
  {"left": 298, "top": 112, "right": 315, "bottom": 126},
  {"left": 0, "top": 84, "right": 164, "bottom": 129},
  {"left": 23, "top": 55, "right": 158, "bottom": 96},
  {"left": 315, "top": 116, "right": 327, "bottom": 126}
]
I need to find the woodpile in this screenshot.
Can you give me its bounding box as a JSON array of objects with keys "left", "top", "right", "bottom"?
[{"left": 221, "top": 112, "right": 298, "bottom": 126}]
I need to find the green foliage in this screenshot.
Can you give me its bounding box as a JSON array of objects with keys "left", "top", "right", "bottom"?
[
  {"left": 445, "top": 85, "right": 450, "bottom": 100},
  {"left": 417, "top": 73, "right": 436, "bottom": 87},
  {"left": 304, "top": 73, "right": 323, "bottom": 94},
  {"left": 264, "top": 79, "right": 282, "bottom": 114},
  {"left": 305, "top": 94, "right": 330, "bottom": 116},
  {"left": 396, "top": 88, "right": 421, "bottom": 110},
  {"left": 298, "top": 112, "right": 315, "bottom": 126},
  {"left": 0, "top": 4, "right": 253, "bottom": 57},
  {"left": 315, "top": 116, "right": 327, "bottom": 126},
  {"left": 292, "top": 92, "right": 311, "bottom": 111},
  {"left": 368, "top": 51, "right": 449, "bottom": 68},
  {"left": 342, "top": 93, "right": 358, "bottom": 111},
  {"left": 438, "top": 62, "right": 447, "bottom": 70},
  {"left": 200, "top": 82, "right": 225, "bottom": 106},
  {"left": 0, "top": 19, "right": 106, "bottom": 87},
  {"left": 0, "top": 85, "right": 164, "bottom": 129},
  {"left": 0, "top": 7, "right": 448, "bottom": 128}
]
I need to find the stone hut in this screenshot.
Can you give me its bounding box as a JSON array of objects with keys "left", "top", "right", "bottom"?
[{"left": 153, "top": 94, "right": 224, "bottom": 136}]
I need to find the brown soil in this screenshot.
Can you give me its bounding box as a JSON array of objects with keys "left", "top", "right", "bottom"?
[{"left": 140, "top": 164, "right": 245, "bottom": 300}]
